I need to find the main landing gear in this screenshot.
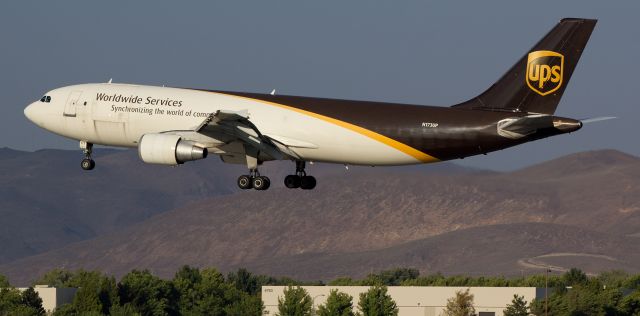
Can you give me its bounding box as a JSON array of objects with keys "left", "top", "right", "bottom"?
[
  {"left": 237, "top": 170, "right": 271, "bottom": 191},
  {"left": 80, "top": 141, "right": 95, "bottom": 171},
  {"left": 236, "top": 161, "right": 317, "bottom": 191},
  {"left": 284, "top": 161, "right": 316, "bottom": 190}
]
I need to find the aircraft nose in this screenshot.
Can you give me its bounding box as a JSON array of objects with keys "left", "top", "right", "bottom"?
[
  {"left": 24, "top": 102, "right": 37, "bottom": 122},
  {"left": 24, "top": 102, "right": 45, "bottom": 127}
]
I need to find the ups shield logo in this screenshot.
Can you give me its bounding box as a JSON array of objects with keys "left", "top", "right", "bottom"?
[{"left": 526, "top": 50, "right": 564, "bottom": 96}]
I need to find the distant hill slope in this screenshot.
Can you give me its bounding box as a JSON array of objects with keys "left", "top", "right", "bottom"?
[
  {"left": 1, "top": 149, "right": 639, "bottom": 285},
  {"left": 0, "top": 148, "right": 468, "bottom": 265},
  {"left": 0, "top": 148, "right": 242, "bottom": 264},
  {"left": 244, "top": 223, "right": 640, "bottom": 280}
]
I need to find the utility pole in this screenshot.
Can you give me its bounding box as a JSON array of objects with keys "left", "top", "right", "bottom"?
[{"left": 545, "top": 268, "right": 550, "bottom": 316}]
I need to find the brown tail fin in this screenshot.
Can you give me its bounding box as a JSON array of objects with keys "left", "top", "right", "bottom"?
[{"left": 453, "top": 18, "right": 597, "bottom": 114}]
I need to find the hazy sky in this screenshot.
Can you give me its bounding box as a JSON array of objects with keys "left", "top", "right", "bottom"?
[{"left": 1, "top": 1, "right": 637, "bottom": 170}]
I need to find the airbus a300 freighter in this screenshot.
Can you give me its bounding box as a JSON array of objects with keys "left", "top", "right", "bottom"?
[{"left": 25, "top": 18, "right": 598, "bottom": 190}]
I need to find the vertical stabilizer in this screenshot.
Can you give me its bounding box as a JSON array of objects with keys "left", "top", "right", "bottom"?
[{"left": 453, "top": 18, "right": 597, "bottom": 114}]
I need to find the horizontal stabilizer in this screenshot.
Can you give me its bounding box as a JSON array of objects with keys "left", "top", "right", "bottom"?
[
  {"left": 497, "top": 115, "right": 553, "bottom": 139},
  {"left": 497, "top": 114, "right": 582, "bottom": 139}
]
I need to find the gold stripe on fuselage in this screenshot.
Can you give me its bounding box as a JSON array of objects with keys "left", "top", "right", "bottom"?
[{"left": 205, "top": 91, "right": 439, "bottom": 163}]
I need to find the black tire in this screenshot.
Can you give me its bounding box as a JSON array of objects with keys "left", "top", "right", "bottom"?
[
  {"left": 300, "top": 176, "right": 316, "bottom": 190},
  {"left": 252, "top": 176, "right": 269, "bottom": 190},
  {"left": 237, "top": 175, "right": 253, "bottom": 190},
  {"left": 81, "top": 158, "right": 95, "bottom": 171},
  {"left": 284, "top": 175, "right": 301, "bottom": 189}
]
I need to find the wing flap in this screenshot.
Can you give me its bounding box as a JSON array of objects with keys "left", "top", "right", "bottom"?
[
  {"left": 195, "top": 110, "right": 287, "bottom": 161},
  {"left": 264, "top": 134, "right": 318, "bottom": 149}
]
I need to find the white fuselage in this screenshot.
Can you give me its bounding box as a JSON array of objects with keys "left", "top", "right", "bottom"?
[{"left": 24, "top": 83, "right": 432, "bottom": 166}]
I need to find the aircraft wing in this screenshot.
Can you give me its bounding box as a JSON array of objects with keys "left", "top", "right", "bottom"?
[
  {"left": 162, "top": 110, "right": 318, "bottom": 164},
  {"left": 194, "top": 110, "right": 287, "bottom": 161}
]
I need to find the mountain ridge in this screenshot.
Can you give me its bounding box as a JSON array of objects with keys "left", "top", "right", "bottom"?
[{"left": 1, "top": 149, "right": 639, "bottom": 285}]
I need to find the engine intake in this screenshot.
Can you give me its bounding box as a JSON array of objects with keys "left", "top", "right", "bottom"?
[{"left": 138, "top": 133, "right": 208, "bottom": 165}]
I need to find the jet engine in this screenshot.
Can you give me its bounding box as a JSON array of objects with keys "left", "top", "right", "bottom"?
[{"left": 138, "top": 133, "right": 208, "bottom": 165}]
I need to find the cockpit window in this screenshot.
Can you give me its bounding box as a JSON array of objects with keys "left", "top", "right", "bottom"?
[
  {"left": 46, "top": 96, "right": 51, "bottom": 103},
  {"left": 40, "top": 96, "right": 51, "bottom": 103}
]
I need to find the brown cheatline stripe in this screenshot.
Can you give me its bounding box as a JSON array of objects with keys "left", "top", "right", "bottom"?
[{"left": 203, "top": 90, "right": 439, "bottom": 163}]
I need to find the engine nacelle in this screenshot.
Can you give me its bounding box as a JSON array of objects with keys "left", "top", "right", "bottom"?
[{"left": 138, "top": 133, "right": 208, "bottom": 165}]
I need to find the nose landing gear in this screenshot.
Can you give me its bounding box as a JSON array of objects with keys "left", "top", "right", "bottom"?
[
  {"left": 284, "top": 161, "right": 316, "bottom": 190},
  {"left": 80, "top": 141, "right": 95, "bottom": 171}
]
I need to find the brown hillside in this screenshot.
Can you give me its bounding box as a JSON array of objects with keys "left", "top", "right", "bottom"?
[{"left": 1, "top": 150, "right": 639, "bottom": 285}]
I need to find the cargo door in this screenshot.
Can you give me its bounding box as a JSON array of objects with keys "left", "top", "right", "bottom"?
[{"left": 63, "top": 91, "right": 82, "bottom": 117}]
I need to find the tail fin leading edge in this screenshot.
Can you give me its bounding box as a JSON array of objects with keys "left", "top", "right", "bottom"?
[{"left": 453, "top": 18, "right": 597, "bottom": 114}]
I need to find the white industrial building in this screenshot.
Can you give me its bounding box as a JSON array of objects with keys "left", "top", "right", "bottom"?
[
  {"left": 17, "top": 285, "right": 77, "bottom": 314},
  {"left": 262, "top": 286, "right": 544, "bottom": 316}
]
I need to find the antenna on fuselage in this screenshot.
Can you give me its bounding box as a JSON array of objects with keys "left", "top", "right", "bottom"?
[
  {"left": 270, "top": 89, "right": 276, "bottom": 96},
  {"left": 107, "top": 78, "right": 113, "bottom": 84}
]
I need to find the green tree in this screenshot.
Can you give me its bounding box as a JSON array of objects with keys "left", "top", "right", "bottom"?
[
  {"left": 317, "top": 289, "right": 354, "bottom": 316},
  {"left": 20, "top": 287, "right": 45, "bottom": 316},
  {"left": 34, "top": 269, "right": 118, "bottom": 315},
  {"left": 530, "top": 291, "right": 568, "bottom": 316},
  {"left": 118, "top": 269, "right": 177, "bottom": 316},
  {"left": 357, "top": 285, "right": 398, "bottom": 316},
  {"left": 598, "top": 270, "right": 628, "bottom": 289},
  {"left": 227, "top": 268, "right": 260, "bottom": 295},
  {"left": 626, "top": 275, "right": 640, "bottom": 290},
  {"left": 563, "top": 268, "right": 588, "bottom": 286},
  {"left": 4, "top": 305, "right": 44, "bottom": 316},
  {"left": 277, "top": 286, "right": 312, "bottom": 316},
  {"left": 564, "top": 281, "right": 622, "bottom": 316},
  {"left": 172, "top": 266, "right": 262, "bottom": 316},
  {"left": 65, "top": 270, "right": 119, "bottom": 315},
  {"left": 109, "top": 303, "right": 142, "bottom": 316},
  {"left": 33, "top": 269, "right": 73, "bottom": 288},
  {"left": 71, "top": 285, "right": 102, "bottom": 313},
  {"left": 191, "top": 268, "right": 228, "bottom": 315},
  {"left": 618, "top": 290, "right": 640, "bottom": 316},
  {"left": 225, "top": 292, "right": 263, "bottom": 316},
  {"left": 0, "top": 287, "right": 23, "bottom": 315},
  {"left": 52, "top": 303, "right": 76, "bottom": 316},
  {"left": 328, "top": 278, "right": 356, "bottom": 286},
  {"left": 173, "top": 265, "right": 202, "bottom": 314},
  {"left": 0, "top": 286, "right": 45, "bottom": 316},
  {"left": 0, "top": 275, "right": 10, "bottom": 288},
  {"left": 443, "top": 289, "right": 475, "bottom": 316},
  {"left": 503, "top": 294, "right": 528, "bottom": 316},
  {"left": 402, "top": 273, "right": 447, "bottom": 286},
  {"left": 362, "top": 269, "right": 419, "bottom": 286}
]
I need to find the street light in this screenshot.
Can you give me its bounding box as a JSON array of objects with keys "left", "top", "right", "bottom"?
[{"left": 312, "top": 294, "right": 325, "bottom": 316}]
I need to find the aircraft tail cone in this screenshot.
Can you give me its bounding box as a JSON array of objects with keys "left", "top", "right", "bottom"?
[{"left": 553, "top": 118, "right": 582, "bottom": 133}]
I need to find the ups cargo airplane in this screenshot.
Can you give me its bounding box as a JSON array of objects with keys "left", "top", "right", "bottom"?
[{"left": 25, "top": 18, "right": 598, "bottom": 190}]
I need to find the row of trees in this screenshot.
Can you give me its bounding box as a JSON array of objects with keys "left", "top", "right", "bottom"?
[
  {"left": 0, "top": 275, "right": 46, "bottom": 316},
  {"left": 277, "top": 286, "right": 532, "bottom": 316},
  {"left": 336, "top": 268, "right": 640, "bottom": 315},
  {"left": 0, "top": 267, "right": 639, "bottom": 315},
  {"left": 330, "top": 268, "right": 640, "bottom": 289},
  {"left": 279, "top": 283, "right": 640, "bottom": 316},
  {"left": 0, "top": 267, "right": 291, "bottom": 316},
  {"left": 278, "top": 285, "right": 398, "bottom": 316},
  {"left": 280, "top": 285, "right": 401, "bottom": 316}
]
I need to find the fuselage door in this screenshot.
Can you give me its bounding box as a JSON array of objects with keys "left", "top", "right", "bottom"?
[{"left": 63, "top": 91, "right": 83, "bottom": 117}]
